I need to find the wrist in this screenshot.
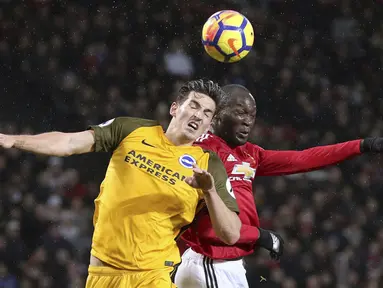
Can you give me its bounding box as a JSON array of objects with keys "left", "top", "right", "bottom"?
[
  {"left": 360, "top": 139, "right": 364, "bottom": 153},
  {"left": 12, "top": 135, "right": 23, "bottom": 148},
  {"left": 257, "top": 228, "right": 272, "bottom": 250},
  {"left": 361, "top": 138, "right": 382, "bottom": 153},
  {"left": 360, "top": 138, "right": 368, "bottom": 153},
  {"left": 203, "top": 187, "right": 217, "bottom": 196}
]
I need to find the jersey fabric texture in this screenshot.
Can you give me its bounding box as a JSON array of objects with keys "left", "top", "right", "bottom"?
[
  {"left": 88, "top": 118, "right": 239, "bottom": 271},
  {"left": 181, "top": 132, "right": 362, "bottom": 259},
  {"left": 175, "top": 132, "right": 361, "bottom": 288}
]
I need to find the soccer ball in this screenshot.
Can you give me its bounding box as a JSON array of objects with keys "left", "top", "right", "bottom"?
[{"left": 202, "top": 10, "right": 254, "bottom": 63}]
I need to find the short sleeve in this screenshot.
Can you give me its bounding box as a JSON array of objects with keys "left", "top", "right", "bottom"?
[
  {"left": 206, "top": 151, "right": 239, "bottom": 213},
  {"left": 89, "top": 117, "right": 158, "bottom": 152}
]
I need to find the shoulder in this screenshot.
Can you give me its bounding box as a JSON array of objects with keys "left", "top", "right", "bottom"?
[
  {"left": 244, "top": 141, "right": 264, "bottom": 152},
  {"left": 88, "top": 117, "right": 160, "bottom": 152},
  {"left": 194, "top": 133, "right": 214, "bottom": 144},
  {"left": 194, "top": 133, "right": 221, "bottom": 152},
  {"left": 93, "top": 117, "right": 160, "bottom": 136},
  {"left": 202, "top": 150, "right": 224, "bottom": 170},
  {"left": 113, "top": 117, "right": 159, "bottom": 130}
]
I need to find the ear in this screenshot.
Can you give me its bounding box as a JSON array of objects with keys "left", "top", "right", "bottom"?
[{"left": 169, "top": 102, "right": 178, "bottom": 117}]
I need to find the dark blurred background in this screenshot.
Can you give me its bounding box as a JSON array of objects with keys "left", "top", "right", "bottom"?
[{"left": 0, "top": 0, "right": 382, "bottom": 287}]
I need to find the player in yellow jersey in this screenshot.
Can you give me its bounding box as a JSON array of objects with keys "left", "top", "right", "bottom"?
[{"left": 0, "top": 79, "right": 242, "bottom": 288}]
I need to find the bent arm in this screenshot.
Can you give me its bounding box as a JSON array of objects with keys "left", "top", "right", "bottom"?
[
  {"left": 198, "top": 216, "right": 259, "bottom": 245},
  {"left": 11, "top": 131, "right": 95, "bottom": 156},
  {"left": 205, "top": 151, "right": 241, "bottom": 245},
  {"left": 203, "top": 189, "right": 241, "bottom": 245}
]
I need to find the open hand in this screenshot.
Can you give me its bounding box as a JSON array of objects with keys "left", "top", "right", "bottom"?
[
  {"left": 0, "top": 134, "right": 15, "bottom": 149},
  {"left": 185, "top": 164, "right": 214, "bottom": 193}
]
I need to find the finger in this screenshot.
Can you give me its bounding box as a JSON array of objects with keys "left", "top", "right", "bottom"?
[
  {"left": 192, "top": 163, "right": 204, "bottom": 171},
  {"left": 184, "top": 177, "right": 193, "bottom": 185},
  {"left": 270, "top": 252, "right": 278, "bottom": 260},
  {"left": 185, "top": 177, "right": 199, "bottom": 189},
  {"left": 192, "top": 166, "right": 203, "bottom": 174},
  {"left": 192, "top": 165, "right": 209, "bottom": 176},
  {"left": 200, "top": 169, "right": 210, "bottom": 176}
]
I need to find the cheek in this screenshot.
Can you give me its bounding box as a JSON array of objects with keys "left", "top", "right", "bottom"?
[
  {"left": 176, "top": 108, "right": 189, "bottom": 120},
  {"left": 200, "top": 118, "right": 213, "bottom": 130},
  {"left": 222, "top": 117, "right": 237, "bottom": 128}
]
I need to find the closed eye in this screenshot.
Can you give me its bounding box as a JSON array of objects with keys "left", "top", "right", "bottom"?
[
  {"left": 204, "top": 110, "right": 213, "bottom": 118},
  {"left": 189, "top": 100, "right": 200, "bottom": 109}
]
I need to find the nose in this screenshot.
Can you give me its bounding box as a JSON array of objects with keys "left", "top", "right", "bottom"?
[
  {"left": 194, "top": 109, "right": 203, "bottom": 120},
  {"left": 242, "top": 117, "right": 253, "bottom": 127},
  {"left": 244, "top": 114, "right": 255, "bottom": 126}
]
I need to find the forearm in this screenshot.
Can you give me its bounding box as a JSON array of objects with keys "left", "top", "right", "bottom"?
[
  {"left": 12, "top": 132, "right": 73, "bottom": 156},
  {"left": 12, "top": 131, "right": 94, "bottom": 156},
  {"left": 259, "top": 140, "right": 362, "bottom": 176},
  {"left": 203, "top": 190, "right": 241, "bottom": 245},
  {"left": 200, "top": 223, "right": 260, "bottom": 244}
]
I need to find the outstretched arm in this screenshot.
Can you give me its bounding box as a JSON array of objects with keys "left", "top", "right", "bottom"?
[
  {"left": 257, "top": 140, "right": 363, "bottom": 176},
  {"left": 0, "top": 117, "right": 157, "bottom": 156},
  {"left": 0, "top": 131, "right": 95, "bottom": 157}
]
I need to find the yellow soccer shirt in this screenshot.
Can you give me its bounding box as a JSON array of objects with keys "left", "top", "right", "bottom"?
[{"left": 89, "top": 117, "right": 239, "bottom": 271}]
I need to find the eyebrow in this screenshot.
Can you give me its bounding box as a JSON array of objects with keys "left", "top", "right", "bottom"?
[{"left": 191, "top": 99, "right": 214, "bottom": 114}]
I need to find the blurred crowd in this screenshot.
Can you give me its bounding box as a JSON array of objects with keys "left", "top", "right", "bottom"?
[{"left": 1, "top": 0, "right": 383, "bottom": 287}]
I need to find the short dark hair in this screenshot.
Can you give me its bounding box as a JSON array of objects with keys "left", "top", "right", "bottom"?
[
  {"left": 177, "top": 79, "right": 228, "bottom": 112},
  {"left": 219, "top": 84, "right": 256, "bottom": 113},
  {"left": 222, "top": 84, "right": 251, "bottom": 96}
]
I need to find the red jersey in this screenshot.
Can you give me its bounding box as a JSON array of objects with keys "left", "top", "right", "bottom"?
[{"left": 180, "top": 132, "right": 362, "bottom": 259}]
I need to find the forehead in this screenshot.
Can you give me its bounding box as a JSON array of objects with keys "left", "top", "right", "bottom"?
[
  {"left": 230, "top": 93, "right": 256, "bottom": 109},
  {"left": 185, "top": 91, "right": 216, "bottom": 111}
]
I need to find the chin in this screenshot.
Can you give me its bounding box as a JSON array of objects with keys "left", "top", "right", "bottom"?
[
  {"left": 235, "top": 136, "right": 247, "bottom": 146},
  {"left": 183, "top": 130, "right": 198, "bottom": 142}
]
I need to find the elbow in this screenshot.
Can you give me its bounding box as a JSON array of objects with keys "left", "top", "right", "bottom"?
[
  {"left": 223, "top": 233, "right": 240, "bottom": 246},
  {"left": 47, "top": 133, "right": 74, "bottom": 157},
  {"left": 53, "top": 146, "right": 74, "bottom": 157},
  {"left": 219, "top": 217, "right": 241, "bottom": 245},
  {"left": 54, "top": 146, "right": 73, "bottom": 157},
  {"left": 63, "top": 142, "right": 77, "bottom": 156},
  {"left": 61, "top": 150, "right": 73, "bottom": 157},
  {"left": 220, "top": 230, "right": 240, "bottom": 245}
]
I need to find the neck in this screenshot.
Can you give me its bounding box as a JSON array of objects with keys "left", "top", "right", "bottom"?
[
  {"left": 165, "top": 125, "right": 193, "bottom": 147},
  {"left": 213, "top": 129, "right": 240, "bottom": 148}
]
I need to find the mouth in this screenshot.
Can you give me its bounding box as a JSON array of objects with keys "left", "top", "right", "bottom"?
[
  {"left": 187, "top": 121, "right": 199, "bottom": 131},
  {"left": 237, "top": 129, "right": 249, "bottom": 138}
]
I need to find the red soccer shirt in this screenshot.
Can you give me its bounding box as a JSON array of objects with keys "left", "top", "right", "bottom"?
[{"left": 180, "top": 132, "right": 362, "bottom": 259}]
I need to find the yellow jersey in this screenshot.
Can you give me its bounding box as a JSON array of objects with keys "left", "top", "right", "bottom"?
[{"left": 89, "top": 117, "right": 238, "bottom": 271}]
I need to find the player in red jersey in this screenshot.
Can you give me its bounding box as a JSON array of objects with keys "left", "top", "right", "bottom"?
[{"left": 173, "top": 84, "right": 383, "bottom": 288}]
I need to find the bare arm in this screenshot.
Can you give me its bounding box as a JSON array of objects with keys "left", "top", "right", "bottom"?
[
  {"left": 203, "top": 188, "right": 241, "bottom": 245},
  {"left": 0, "top": 131, "right": 95, "bottom": 157},
  {"left": 185, "top": 164, "right": 241, "bottom": 245}
]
